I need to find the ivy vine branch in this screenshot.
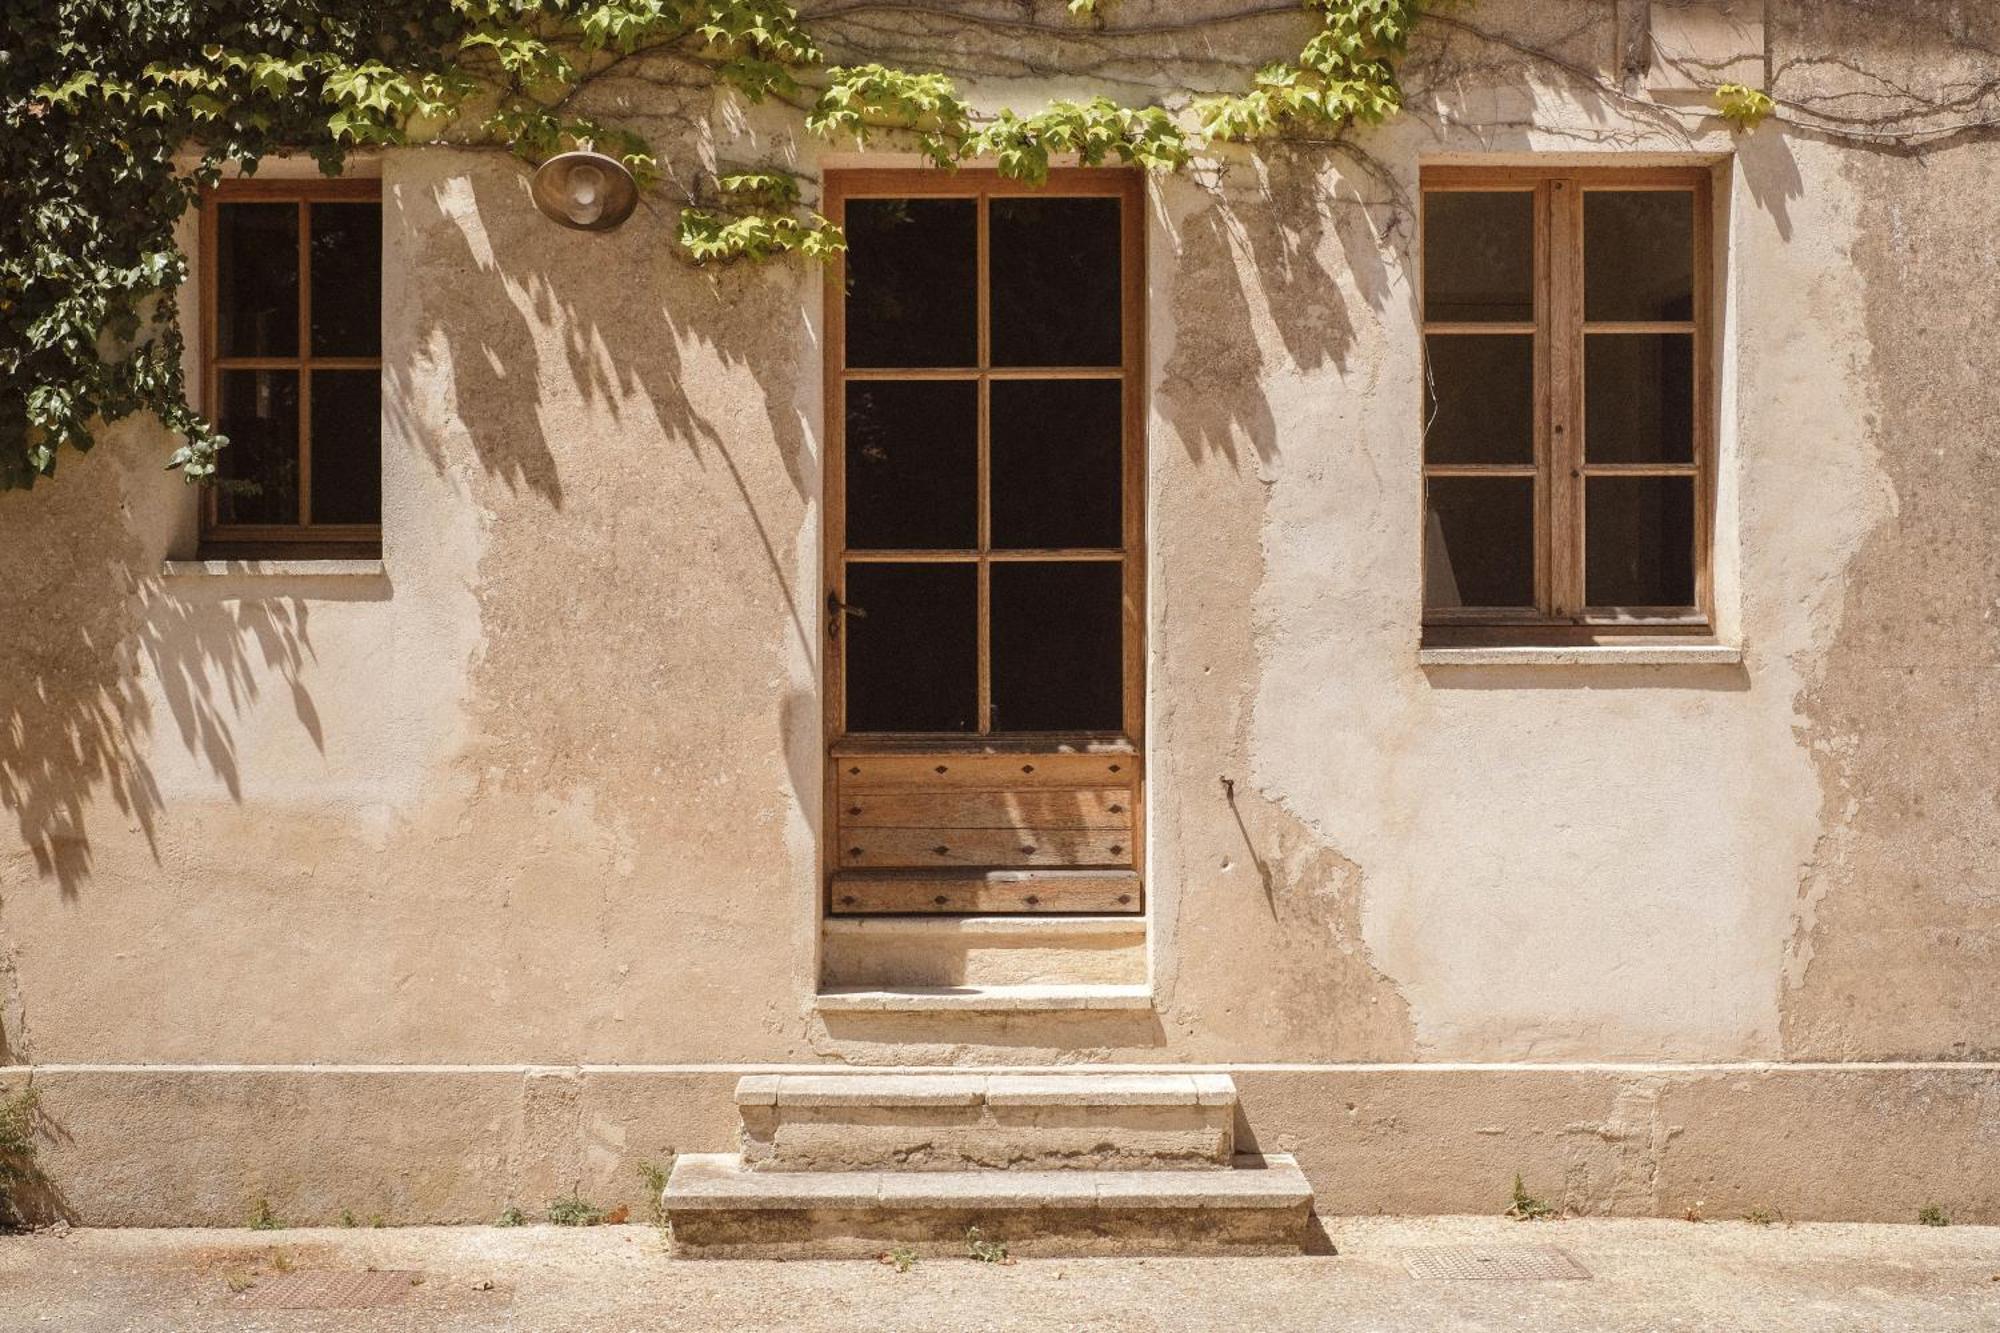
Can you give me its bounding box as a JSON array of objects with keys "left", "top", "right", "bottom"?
[{"left": 3, "top": 0, "right": 1453, "bottom": 487}]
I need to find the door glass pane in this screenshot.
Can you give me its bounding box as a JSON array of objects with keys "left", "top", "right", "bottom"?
[
  {"left": 1424, "top": 334, "right": 1533, "bottom": 464},
  {"left": 990, "top": 196, "right": 1122, "bottom": 367},
  {"left": 990, "top": 380, "right": 1122, "bottom": 549},
  {"left": 214, "top": 370, "right": 300, "bottom": 525},
  {"left": 309, "top": 370, "right": 381, "bottom": 525},
  {"left": 1423, "top": 191, "right": 1533, "bottom": 323},
  {"left": 845, "top": 380, "right": 977, "bottom": 549},
  {"left": 991, "top": 561, "right": 1123, "bottom": 732},
  {"left": 310, "top": 202, "right": 382, "bottom": 357},
  {"left": 1585, "top": 333, "right": 1694, "bottom": 463},
  {"left": 216, "top": 203, "right": 298, "bottom": 357},
  {"left": 1585, "top": 190, "right": 1694, "bottom": 322},
  {"left": 844, "top": 563, "right": 977, "bottom": 732},
  {"left": 1586, "top": 476, "right": 1695, "bottom": 608},
  {"left": 844, "top": 199, "right": 977, "bottom": 368},
  {"left": 1424, "top": 477, "right": 1535, "bottom": 609}
]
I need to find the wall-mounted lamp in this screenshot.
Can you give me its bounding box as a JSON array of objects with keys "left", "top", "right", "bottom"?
[{"left": 530, "top": 148, "right": 638, "bottom": 232}]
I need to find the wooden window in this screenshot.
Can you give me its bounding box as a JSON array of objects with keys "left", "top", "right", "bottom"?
[
  {"left": 1420, "top": 165, "right": 1713, "bottom": 643},
  {"left": 822, "top": 169, "right": 1145, "bottom": 915},
  {"left": 200, "top": 178, "right": 382, "bottom": 555}
]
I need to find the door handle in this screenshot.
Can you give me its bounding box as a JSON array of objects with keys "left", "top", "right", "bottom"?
[{"left": 827, "top": 590, "right": 867, "bottom": 640}]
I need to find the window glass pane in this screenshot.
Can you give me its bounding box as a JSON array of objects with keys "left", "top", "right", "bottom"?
[
  {"left": 310, "top": 202, "right": 382, "bottom": 357},
  {"left": 1585, "top": 190, "right": 1694, "bottom": 322},
  {"left": 845, "top": 381, "right": 977, "bottom": 549},
  {"left": 844, "top": 199, "right": 977, "bottom": 368},
  {"left": 1585, "top": 333, "right": 1694, "bottom": 463},
  {"left": 990, "top": 380, "right": 1122, "bottom": 549},
  {"left": 990, "top": 197, "right": 1122, "bottom": 367},
  {"left": 1423, "top": 477, "right": 1535, "bottom": 609},
  {"left": 1424, "top": 334, "right": 1533, "bottom": 464},
  {"left": 309, "top": 370, "right": 381, "bottom": 525},
  {"left": 214, "top": 370, "right": 300, "bottom": 525},
  {"left": 1586, "top": 476, "right": 1695, "bottom": 608},
  {"left": 1423, "top": 191, "right": 1533, "bottom": 323},
  {"left": 216, "top": 203, "right": 298, "bottom": 357},
  {"left": 844, "top": 563, "right": 977, "bottom": 732},
  {"left": 991, "top": 561, "right": 1123, "bottom": 732}
]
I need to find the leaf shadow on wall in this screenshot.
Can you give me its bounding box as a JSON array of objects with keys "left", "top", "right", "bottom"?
[
  {"left": 384, "top": 164, "right": 821, "bottom": 830},
  {"left": 1158, "top": 146, "right": 1395, "bottom": 470},
  {"left": 0, "top": 449, "right": 349, "bottom": 900}
]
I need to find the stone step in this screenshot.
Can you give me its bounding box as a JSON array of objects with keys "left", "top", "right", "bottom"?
[
  {"left": 663, "top": 1152, "right": 1313, "bottom": 1258},
  {"left": 735, "top": 1072, "right": 1237, "bottom": 1172},
  {"left": 820, "top": 915, "right": 1147, "bottom": 988},
  {"left": 814, "top": 983, "right": 1153, "bottom": 1012}
]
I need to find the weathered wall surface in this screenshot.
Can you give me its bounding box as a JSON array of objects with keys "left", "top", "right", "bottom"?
[{"left": 1, "top": 0, "right": 1996, "bottom": 1221}]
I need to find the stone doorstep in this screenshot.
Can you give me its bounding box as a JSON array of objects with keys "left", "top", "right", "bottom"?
[
  {"left": 664, "top": 1153, "right": 1311, "bottom": 1212},
  {"left": 813, "top": 983, "right": 1154, "bottom": 1012},
  {"left": 734, "top": 1072, "right": 1237, "bottom": 1110}
]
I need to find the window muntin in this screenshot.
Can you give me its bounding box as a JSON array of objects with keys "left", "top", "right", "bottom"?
[
  {"left": 1421, "top": 166, "right": 1711, "bottom": 635},
  {"left": 202, "top": 179, "right": 382, "bottom": 551},
  {"left": 827, "top": 171, "right": 1142, "bottom": 740}
]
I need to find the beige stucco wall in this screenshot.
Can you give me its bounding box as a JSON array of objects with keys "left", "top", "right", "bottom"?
[{"left": 2, "top": 0, "right": 1995, "bottom": 1220}]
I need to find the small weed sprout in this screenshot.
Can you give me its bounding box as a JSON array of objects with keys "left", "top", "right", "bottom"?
[
  {"left": 247, "top": 1198, "right": 283, "bottom": 1231},
  {"left": 879, "top": 1244, "right": 919, "bottom": 1273},
  {"left": 547, "top": 1195, "right": 604, "bottom": 1227},
  {"left": 268, "top": 1249, "right": 295, "bottom": 1274},
  {"left": 966, "top": 1226, "right": 1013, "bottom": 1264},
  {"left": 340, "top": 1209, "right": 357, "bottom": 1228},
  {"left": 370, "top": 1214, "right": 385, "bottom": 1228},
  {"left": 1742, "top": 1206, "right": 1780, "bottom": 1226},
  {"left": 1505, "top": 1173, "right": 1556, "bottom": 1221},
  {"left": 495, "top": 1205, "right": 527, "bottom": 1228},
  {"left": 636, "top": 1158, "right": 673, "bottom": 1230},
  {"left": 1918, "top": 1204, "right": 1950, "bottom": 1227},
  {"left": 0, "top": 1087, "right": 43, "bottom": 1227},
  {"left": 1682, "top": 1199, "right": 1707, "bottom": 1223},
  {"left": 223, "top": 1267, "right": 258, "bottom": 1294}
]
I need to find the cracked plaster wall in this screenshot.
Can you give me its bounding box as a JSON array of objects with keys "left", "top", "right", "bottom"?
[{"left": 1, "top": 0, "right": 1995, "bottom": 1080}]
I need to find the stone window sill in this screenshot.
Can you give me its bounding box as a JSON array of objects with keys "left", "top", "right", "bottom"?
[
  {"left": 161, "top": 558, "right": 385, "bottom": 578},
  {"left": 1418, "top": 643, "right": 1743, "bottom": 667}
]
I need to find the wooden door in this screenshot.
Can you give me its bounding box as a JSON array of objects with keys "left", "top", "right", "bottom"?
[{"left": 822, "top": 169, "right": 1145, "bottom": 915}]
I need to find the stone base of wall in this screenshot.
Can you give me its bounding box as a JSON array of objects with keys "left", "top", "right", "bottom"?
[{"left": 3, "top": 1064, "right": 1993, "bottom": 1227}]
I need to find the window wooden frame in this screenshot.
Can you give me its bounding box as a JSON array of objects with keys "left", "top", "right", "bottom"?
[
  {"left": 198, "top": 177, "right": 382, "bottom": 555},
  {"left": 820, "top": 168, "right": 1147, "bottom": 749},
  {"left": 1420, "top": 164, "right": 1714, "bottom": 644}
]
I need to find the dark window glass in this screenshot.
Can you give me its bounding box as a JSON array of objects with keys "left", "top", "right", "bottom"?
[
  {"left": 1585, "top": 334, "right": 1694, "bottom": 463},
  {"left": 991, "top": 561, "right": 1123, "bottom": 732},
  {"left": 845, "top": 381, "right": 977, "bottom": 549},
  {"left": 309, "top": 370, "right": 381, "bottom": 524},
  {"left": 1585, "top": 190, "right": 1694, "bottom": 322},
  {"left": 1586, "top": 476, "right": 1695, "bottom": 607},
  {"left": 844, "top": 199, "right": 977, "bottom": 368},
  {"left": 1424, "top": 477, "right": 1535, "bottom": 608},
  {"left": 990, "top": 380, "right": 1122, "bottom": 549},
  {"left": 310, "top": 202, "right": 382, "bottom": 357},
  {"left": 844, "top": 563, "right": 978, "bottom": 732},
  {"left": 214, "top": 370, "right": 300, "bottom": 525},
  {"left": 1424, "top": 191, "right": 1533, "bottom": 323},
  {"left": 1424, "top": 334, "right": 1534, "bottom": 464},
  {"left": 216, "top": 204, "right": 298, "bottom": 357},
  {"left": 990, "top": 197, "right": 1122, "bottom": 367}
]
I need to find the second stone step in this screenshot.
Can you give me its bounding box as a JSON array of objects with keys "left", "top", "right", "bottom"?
[{"left": 736, "top": 1072, "right": 1238, "bottom": 1172}]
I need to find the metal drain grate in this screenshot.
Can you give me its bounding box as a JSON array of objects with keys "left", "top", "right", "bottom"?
[
  {"left": 235, "top": 1270, "right": 423, "bottom": 1309},
  {"left": 1404, "top": 1245, "right": 1592, "bottom": 1280}
]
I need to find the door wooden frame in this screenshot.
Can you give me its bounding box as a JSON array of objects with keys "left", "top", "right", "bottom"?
[{"left": 819, "top": 167, "right": 1148, "bottom": 914}]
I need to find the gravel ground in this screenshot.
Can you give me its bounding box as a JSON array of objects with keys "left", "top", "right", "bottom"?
[{"left": 4, "top": 1215, "right": 1997, "bottom": 1332}]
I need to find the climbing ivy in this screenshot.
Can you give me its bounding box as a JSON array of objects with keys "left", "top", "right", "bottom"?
[{"left": 4, "top": 0, "right": 1450, "bottom": 488}]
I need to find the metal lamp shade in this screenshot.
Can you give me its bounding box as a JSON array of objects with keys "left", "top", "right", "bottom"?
[{"left": 530, "top": 150, "right": 638, "bottom": 232}]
